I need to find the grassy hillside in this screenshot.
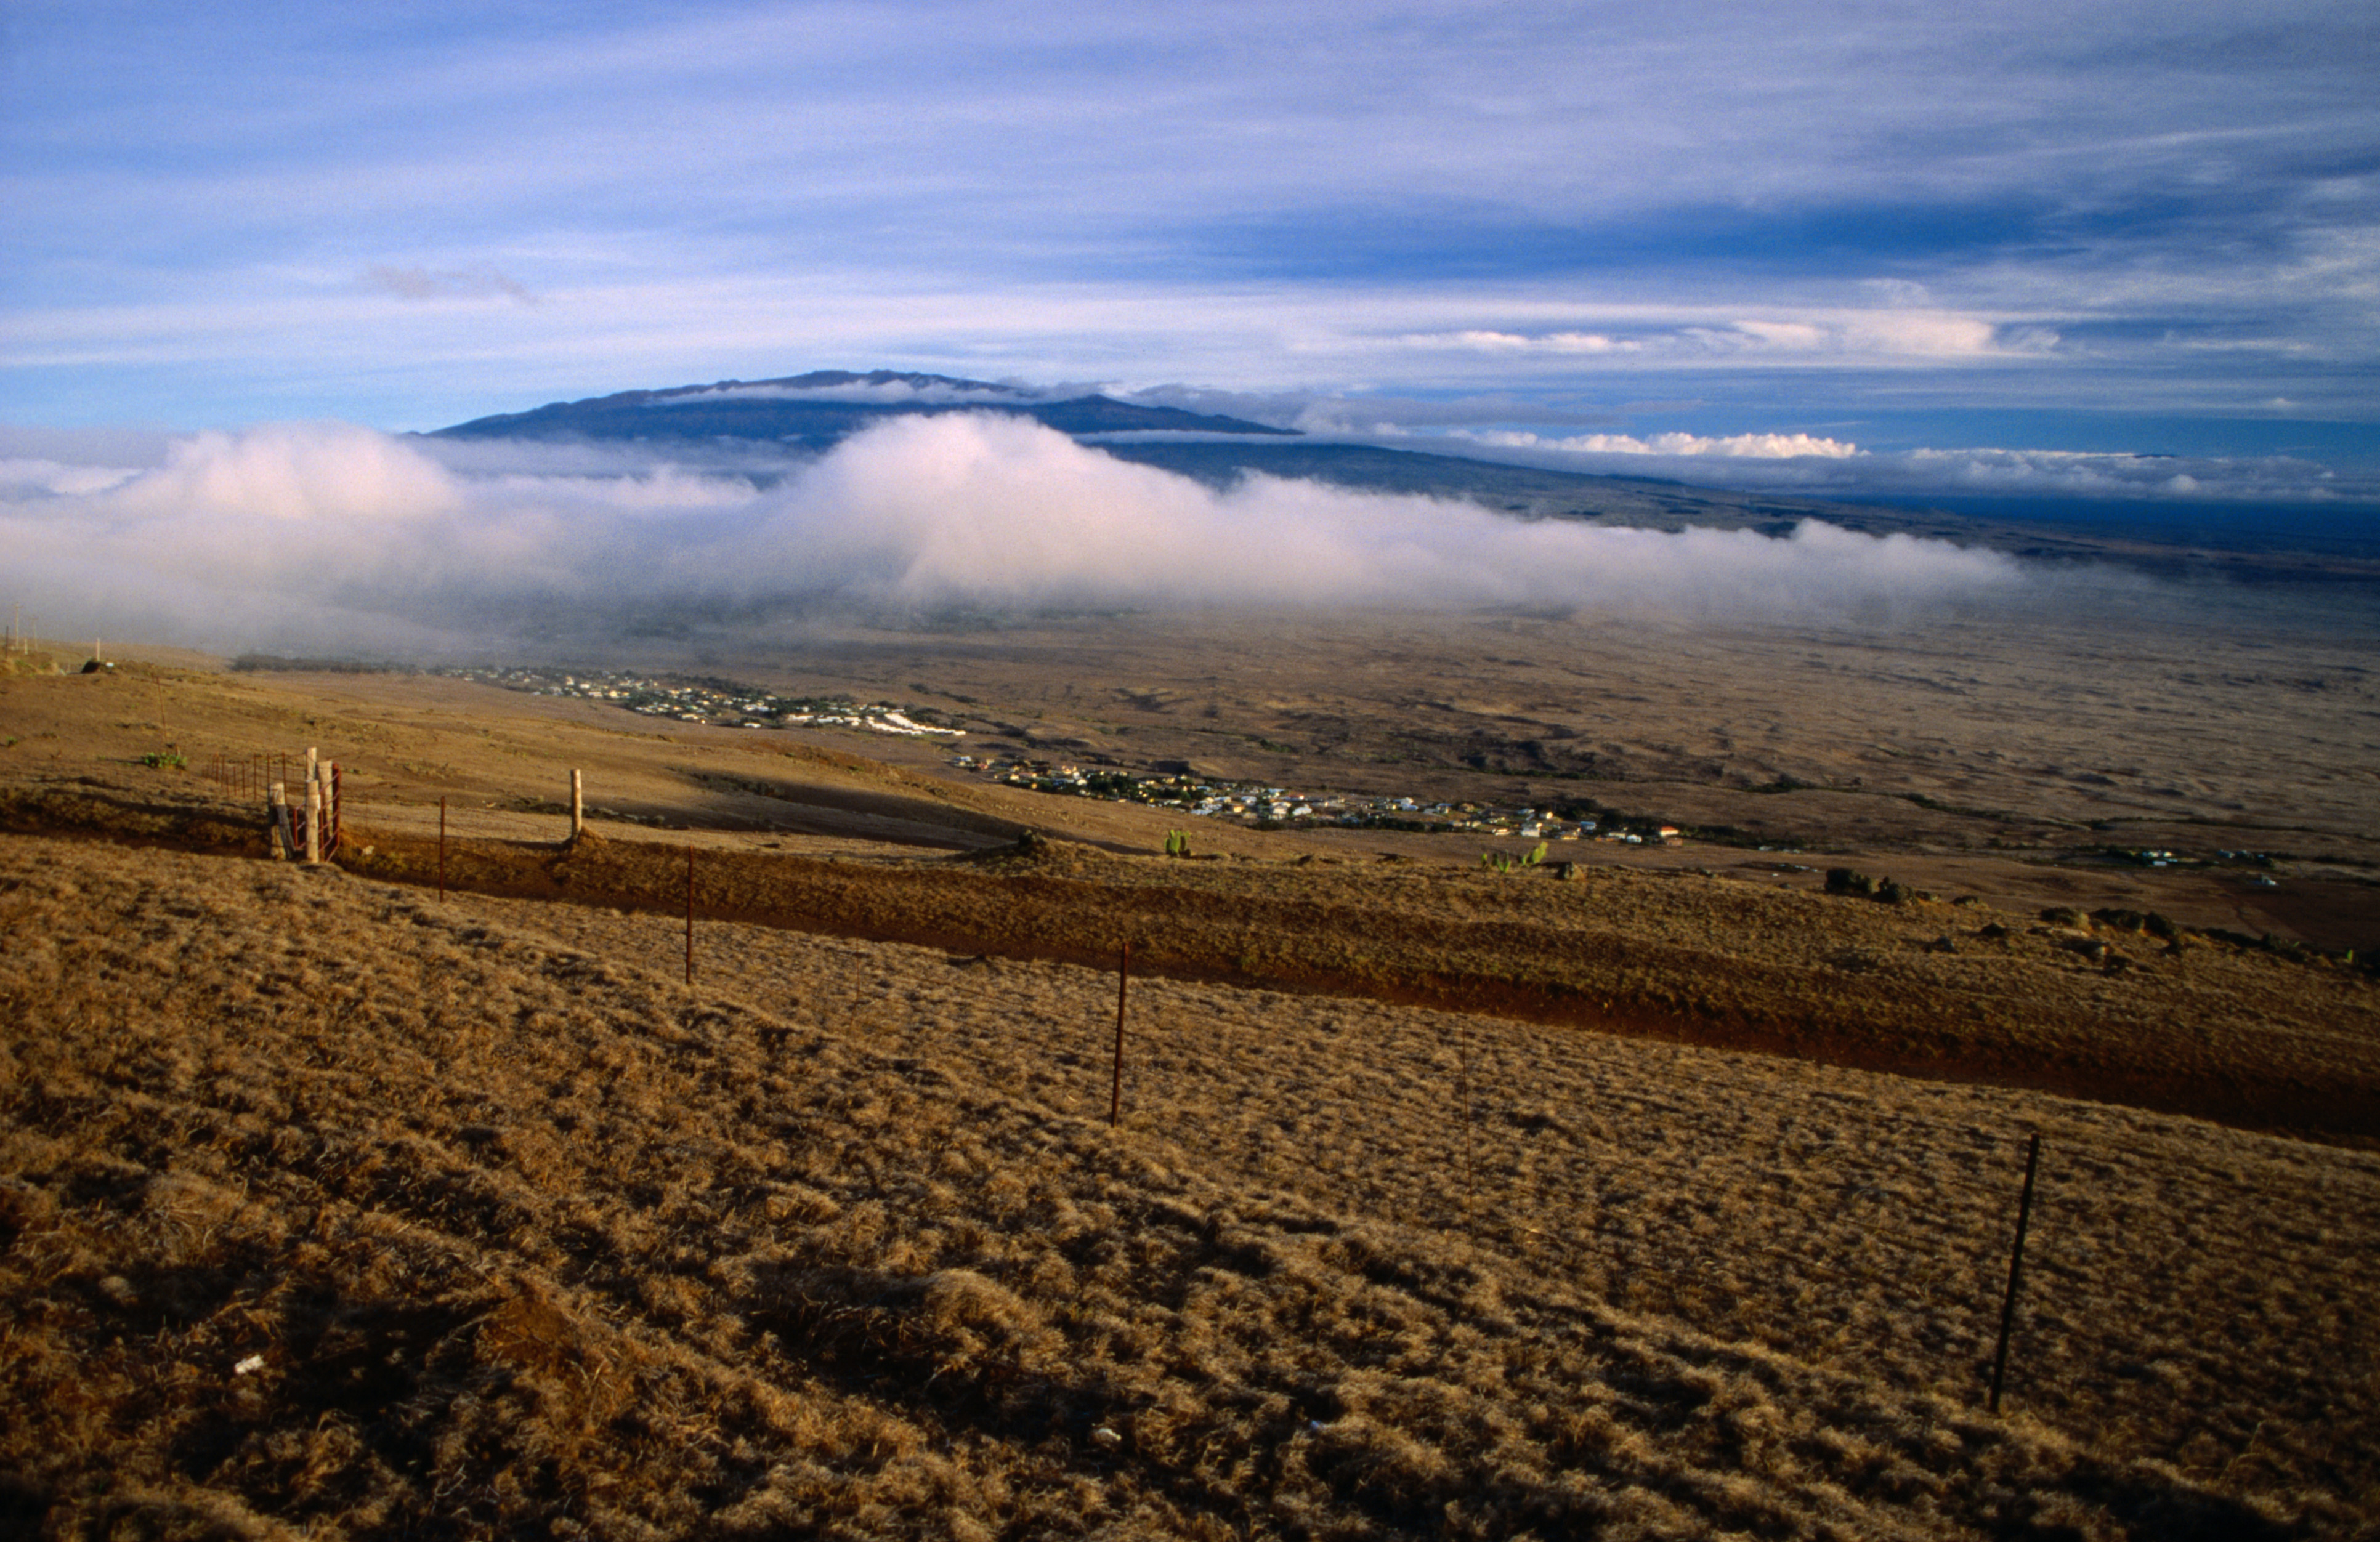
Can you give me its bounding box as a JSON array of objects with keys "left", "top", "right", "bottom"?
[
  {"left": 6, "top": 833, "right": 2372, "bottom": 1538},
  {"left": 7, "top": 767, "right": 2373, "bottom": 1144},
  {"left": 2, "top": 650, "right": 2376, "bottom": 1536}
]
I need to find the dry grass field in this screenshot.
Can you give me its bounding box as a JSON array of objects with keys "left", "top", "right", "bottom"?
[
  {"left": 6, "top": 833, "right": 2376, "bottom": 1540},
  {"left": 2, "top": 614, "right": 2377, "bottom": 1538}
]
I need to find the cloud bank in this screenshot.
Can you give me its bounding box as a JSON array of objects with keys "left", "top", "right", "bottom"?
[
  {"left": 0, "top": 414, "right": 2029, "bottom": 653},
  {"left": 1414, "top": 430, "right": 2361, "bottom": 502},
  {"left": 1455, "top": 429, "right": 1864, "bottom": 460}
]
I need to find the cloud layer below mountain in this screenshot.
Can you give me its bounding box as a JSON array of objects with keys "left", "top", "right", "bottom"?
[{"left": 0, "top": 414, "right": 2033, "bottom": 653}]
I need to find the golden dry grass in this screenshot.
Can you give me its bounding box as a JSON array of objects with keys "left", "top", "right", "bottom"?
[
  {"left": 7, "top": 763, "right": 2375, "bottom": 1144},
  {"left": 8, "top": 644, "right": 2377, "bottom": 1105},
  {"left": 5, "top": 637, "right": 2378, "bottom": 1537},
  {"left": 4, "top": 832, "right": 2374, "bottom": 1538}
]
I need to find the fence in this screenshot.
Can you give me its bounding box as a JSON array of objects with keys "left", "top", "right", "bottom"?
[
  {"left": 206, "top": 746, "right": 344, "bottom": 862},
  {"left": 173, "top": 754, "right": 2376, "bottom": 1482},
  {"left": 763, "top": 938, "right": 2377, "bottom": 1488}
]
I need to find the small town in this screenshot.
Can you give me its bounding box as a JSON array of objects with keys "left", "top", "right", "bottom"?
[
  {"left": 447, "top": 666, "right": 966, "bottom": 738},
  {"left": 455, "top": 666, "right": 1683, "bottom": 844},
  {"left": 949, "top": 753, "right": 1685, "bottom": 844}
]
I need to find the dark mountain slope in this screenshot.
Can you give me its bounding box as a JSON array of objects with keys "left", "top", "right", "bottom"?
[{"left": 434, "top": 369, "right": 1296, "bottom": 448}]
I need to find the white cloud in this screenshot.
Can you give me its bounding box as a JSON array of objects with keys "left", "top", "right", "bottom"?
[
  {"left": 4, "top": 1, "right": 2376, "bottom": 437},
  {"left": 1682, "top": 314, "right": 2012, "bottom": 359},
  {"left": 1456, "top": 429, "right": 1864, "bottom": 459},
  {"left": 1393, "top": 312, "right": 2039, "bottom": 366},
  {"left": 0, "top": 414, "right": 2030, "bottom": 652},
  {"left": 362, "top": 264, "right": 539, "bottom": 305},
  {"left": 1894, "top": 445, "right": 2346, "bottom": 499},
  {"left": 1407, "top": 429, "right": 2370, "bottom": 501},
  {"left": 1399, "top": 330, "right": 1645, "bottom": 355}
]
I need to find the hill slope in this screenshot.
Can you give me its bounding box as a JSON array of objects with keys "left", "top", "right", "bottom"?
[{"left": 5, "top": 833, "right": 2369, "bottom": 1538}]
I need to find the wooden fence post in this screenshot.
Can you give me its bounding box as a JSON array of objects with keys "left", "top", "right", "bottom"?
[
  {"left": 267, "top": 781, "right": 292, "bottom": 860},
  {"left": 1110, "top": 942, "right": 1130, "bottom": 1127},
  {"left": 570, "top": 768, "right": 584, "bottom": 841},
  {"left": 303, "top": 748, "right": 319, "bottom": 862},
  {"left": 1988, "top": 1132, "right": 2043, "bottom": 1413}
]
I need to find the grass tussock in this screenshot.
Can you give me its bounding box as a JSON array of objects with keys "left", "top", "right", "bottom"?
[{"left": 3, "top": 833, "right": 2373, "bottom": 1538}]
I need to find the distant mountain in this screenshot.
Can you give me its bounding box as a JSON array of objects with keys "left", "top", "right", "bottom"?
[
  {"left": 431, "top": 369, "right": 1300, "bottom": 448},
  {"left": 427, "top": 372, "right": 2380, "bottom": 584},
  {"left": 428, "top": 371, "right": 1845, "bottom": 530}
]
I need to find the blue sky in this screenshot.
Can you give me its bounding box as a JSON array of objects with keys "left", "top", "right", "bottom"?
[{"left": 6, "top": 0, "right": 2379, "bottom": 501}]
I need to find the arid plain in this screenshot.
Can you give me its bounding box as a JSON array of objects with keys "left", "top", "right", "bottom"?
[{"left": 2, "top": 582, "right": 2377, "bottom": 1538}]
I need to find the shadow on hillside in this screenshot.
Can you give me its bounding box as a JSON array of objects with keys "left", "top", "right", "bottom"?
[{"left": 665, "top": 765, "right": 1025, "bottom": 849}]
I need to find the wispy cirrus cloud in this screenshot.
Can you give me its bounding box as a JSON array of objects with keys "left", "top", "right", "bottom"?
[
  {"left": 1, "top": 0, "right": 2373, "bottom": 476},
  {"left": 362, "top": 264, "right": 540, "bottom": 305},
  {"left": 1392, "top": 312, "right": 2045, "bottom": 364},
  {"left": 1396, "top": 331, "right": 1647, "bottom": 357}
]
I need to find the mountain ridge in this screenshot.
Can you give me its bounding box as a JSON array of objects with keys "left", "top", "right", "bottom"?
[{"left": 432, "top": 368, "right": 1300, "bottom": 446}]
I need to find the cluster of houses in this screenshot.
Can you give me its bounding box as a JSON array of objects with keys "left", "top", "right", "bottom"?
[
  {"left": 450, "top": 667, "right": 963, "bottom": 738},
  {"left": 949, "top": 754, "right": 1685, "bottom": 843},
  {"left": 450, "top": 666, "right": 1690, "bottom": 846}
]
